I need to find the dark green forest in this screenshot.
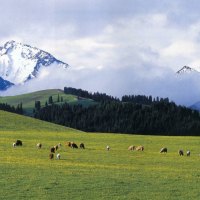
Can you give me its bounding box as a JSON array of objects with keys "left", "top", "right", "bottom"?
[
  {"left": 34, "top": 87, "right": 200, "bottom": 136},
  {"left": 0, "top": 102, "right": 23, "bottom": 114},
  {"left": 64, "top": 87, "right": 119, "bottom": 102}
]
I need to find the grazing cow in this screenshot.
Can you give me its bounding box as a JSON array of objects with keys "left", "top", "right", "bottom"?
[
  {"left": 179, "top": 150, "right": 184, "bottom": 156},
  {"left": 56, "top": 153, "right": 61, "bottom": 160},
  {"left": 54, "top": 145, "right": 59, "bottom": 151},
  {"left": 160, "top": 147, "right": 167, "bottom": 153},
  {"left": 65, "top": 141, "right": 78, "bottom": 148},
  {"left": 128, "top": 145, "right": 135, "bottom": 151},
  {"left": 71, "top": 142, "right": 78, "bottom": 149},
  {"left": 13, "top": 143, "right": 16, "bottom": 148},
  {"left": 49, "top": 153, "right": 54, "bottom": 160},
  {"left": 36, "top": 143, "right": 42, "bottom": 149},
  {"left": 135, "top": 146, "right": 144, "bottom": 151},
  {"left": 50, "top": 147, "right": 56, "bottom": 153},
  {"left": 15, "top": 140, "right": 22, "bottom": 146},
  {"left": 66, "top": 141, "right": 72, "bottom": 147},
  {"left": 80, "top": 143, "right": 85, "bottom": 149},
  {"left": 58, "top": 143, "right": 62, "bottom": 147},
  {"left": 106, "top": 145, "right": 110, "bottom": 151},
  {"left": 186, "top": 150, "right": 190, "bottom": 156}
]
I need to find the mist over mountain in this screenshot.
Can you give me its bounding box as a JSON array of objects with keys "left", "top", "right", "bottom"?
[{"left": 0, "top": 40, "right": 200, "bottom": 107}]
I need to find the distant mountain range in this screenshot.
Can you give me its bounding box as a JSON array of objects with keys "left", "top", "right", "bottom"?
[
  {"left": 1, "top": 41, "right": 200, "bottom": 111},
  {"left": 0, "top": 40, "right": 69, "bottom": 90}
]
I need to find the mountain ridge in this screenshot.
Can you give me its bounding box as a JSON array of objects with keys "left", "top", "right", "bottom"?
[{"left": 0, "top": 40, "right": 69, "bottom": 90}]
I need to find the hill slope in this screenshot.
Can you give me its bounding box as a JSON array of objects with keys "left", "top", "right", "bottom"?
[
  {"left": 0, "top": 89, "right": 96, "bottom": 115},
  {"left": 0, "top": 111, "right": 199, "bottom": 199},
  {"left": 0, "top": 110, "right": 81, "bottom": 132}
]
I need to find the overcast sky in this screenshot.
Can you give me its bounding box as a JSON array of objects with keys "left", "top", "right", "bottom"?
[{"left": 1, "top": 0, "right": 200, "bottom": 105}]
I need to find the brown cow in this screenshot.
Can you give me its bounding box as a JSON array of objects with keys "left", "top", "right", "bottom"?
[
  {"left": 65, "top": 141, "right": 72, "bottom": 147},
  {"left": 135, "top": 146, "right": 144, "bottom": 151},
  {"left": 54, "top": 145, "right": 59, "bottom": 151},
  {"left": 66, "top": 141, "right": 78, "bottom": 148},
  {"left": 128, "top": 145, "right": 135, "bottom": 151},
  {"left": 49, "top": 153, "right": 54, "bottom": 159}
]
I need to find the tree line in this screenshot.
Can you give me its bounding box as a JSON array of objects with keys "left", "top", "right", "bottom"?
[
  {"left": 64, "top": 87, "right": 119, "bottom": 102},
  {"left": 122, "top": 95, "right": 169, "bottom": 105},
  {"left": 0, "top": 102, "right": 23, "bottom": 114},
  {"left": 34, "top": 90, "right": 200, "bottom": 136}
]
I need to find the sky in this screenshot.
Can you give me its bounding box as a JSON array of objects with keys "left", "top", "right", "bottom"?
[{"left": 1, "top": 0, "right": 200, "bottom": 105}]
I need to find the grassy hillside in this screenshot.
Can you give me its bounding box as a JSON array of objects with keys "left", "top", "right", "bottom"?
[
  {"left": 0, "top": 110, "right": 80, "bottom": 132},
  {"left": 0, "top": 89, "right": 96, "bottom": 115},
  {"left": 0, "top": 110, "right": 200, "bottom": 199}
]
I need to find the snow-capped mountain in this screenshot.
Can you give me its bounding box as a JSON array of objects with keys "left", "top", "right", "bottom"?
[
  {"left": 176, "top": 66, "right": 199, "bottom": 74},
  {"left": 0, "top": 40, "right": 69, "bottom": 89}
]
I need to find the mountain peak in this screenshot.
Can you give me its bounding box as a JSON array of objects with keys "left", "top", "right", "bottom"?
[
  {"left": 0, "top": 40, "right": 69, "bottom": 86},
  {"left": 176, "top": 66, "right": 199, "bottom": 74},
  {"left": 4, "top": 40, "right": 16, "bottom": 46}
]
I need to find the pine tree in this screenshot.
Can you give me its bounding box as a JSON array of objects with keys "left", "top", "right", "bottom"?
[
  {"left": 35, "top": 101, "right": 41, "bottom": 111},
  {"left": 48, "top": 96, "right": 53, "bottom": 104},
  {"left": 57, "top": 94, "right": 60, "bottom": 102}
]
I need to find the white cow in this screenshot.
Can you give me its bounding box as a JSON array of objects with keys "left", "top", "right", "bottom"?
[
  {"left": 106, "top": 145, "right": 110, "bottom": 151},
  {"left": 56, "top": 153, "right": 61, "bottom": 160},
  {"left": 186, "top": 150, "right": 190, "bottom": 156},
  {"left": 36, "top": 143, "right": 42, "bottom": 149}
]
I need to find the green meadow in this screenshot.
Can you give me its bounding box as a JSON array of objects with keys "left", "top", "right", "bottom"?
[
  {"left": 0, "top": 110, "right": 200, "bottom": 200},
  {"left": 0, "top": 89, "right": 96, "bottom": 115}
]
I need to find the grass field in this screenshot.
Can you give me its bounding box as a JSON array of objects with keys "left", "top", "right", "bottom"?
[
  {"left": 0, "top": 111, "right": 200, "bottom": 200},
  {"left": 0, "top": 89, "right": 96, "bottom": 115}
]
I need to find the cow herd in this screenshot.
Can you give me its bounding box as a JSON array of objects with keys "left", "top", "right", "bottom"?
[
  {"left": 159, "top": 147, "right": 191, "bottom": 156},
  {"left": 49, "top": 141, "right": 86, "bottom": 159},
  {"left": 49, "top": 143, "right": 62, "bottom": 159},
  {"left": 12, "top": 140, "right": 86, "bottom": 160},
  {"left": 12, "top": 139, "right": 194, "bottom": 159},
  {"left": 127, "top": 145, "right": 192, "bottom": 156}
]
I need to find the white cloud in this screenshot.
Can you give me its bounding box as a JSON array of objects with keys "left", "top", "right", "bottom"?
[
  {"left": 161, "top": 41, "right": 196, "bottom": 58},
  {"left": 2, "top": 1, "right": 200, "bottom": 106},
  {"left": 2, "top": 63, "right": 200, "bottom": 106}
]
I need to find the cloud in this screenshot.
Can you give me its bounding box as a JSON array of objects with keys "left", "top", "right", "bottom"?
[
  {"left": 1, "top": 63, "right": 200, "bottom": 107},
  {"left": 2, "top": 1, "right": 200, "bottom": 106}
]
